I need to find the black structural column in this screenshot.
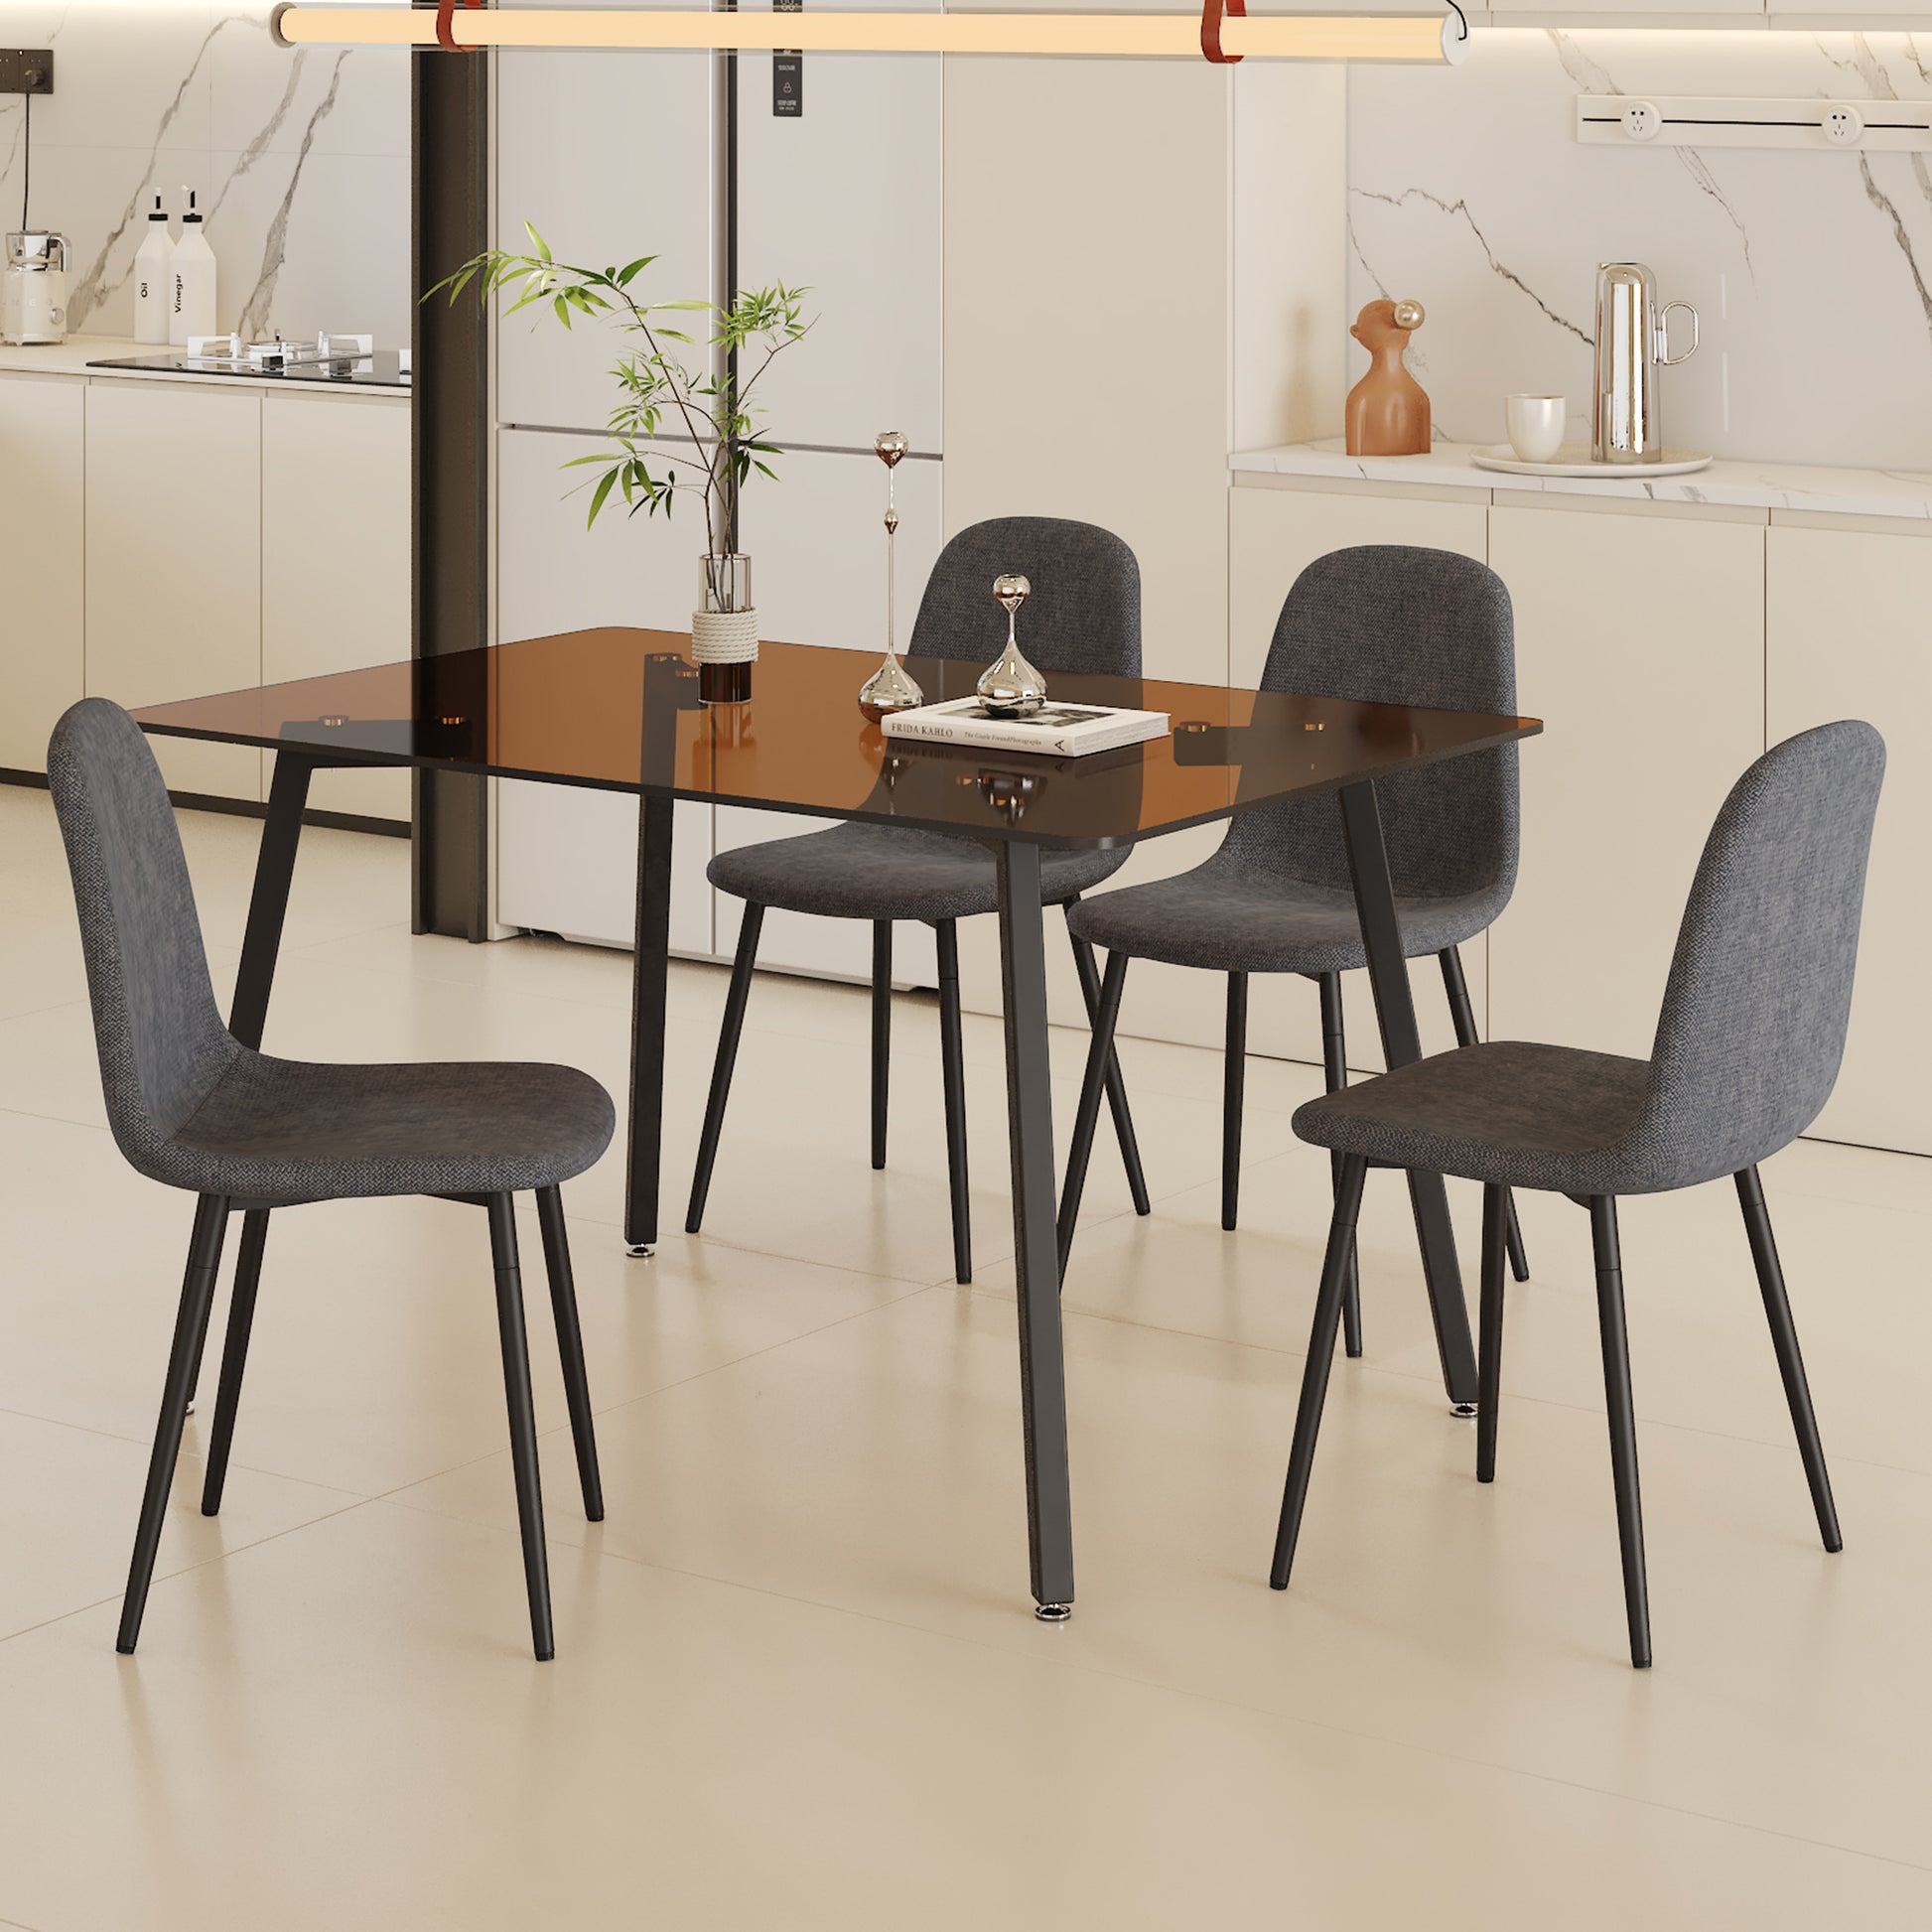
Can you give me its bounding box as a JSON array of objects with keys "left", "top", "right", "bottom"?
[
  {"left": 411, "top": 7, "right": 491, "bottom": 941},
  {"left": 1336, "top": 780, "right": 1479, "bottom": 1407}
]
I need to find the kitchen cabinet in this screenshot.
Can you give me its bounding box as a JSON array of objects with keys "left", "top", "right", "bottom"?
[
  {"left": 261, "top": 391, "right": 411, "bottom": 822},
  {"left": 1766, "top": 522, "right": 1931, "bottom": 1156},
  {"left": 84, "top": 380, "right": 264, "bottom": 801},
  {"left": 1486, "top": 498, "right": 1767, "bottom": 1061},
  {"left": 493, "top": 426, "right": 715, "bottom": 956},
  {"left": 0, "top": 374, "right": 85, "bottom": 773}
]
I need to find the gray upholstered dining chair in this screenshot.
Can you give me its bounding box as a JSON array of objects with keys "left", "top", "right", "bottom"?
[
  {"left": 1059, "top": 545, "right": 1530, "bottom": 1347},
  {"left": 1273, "top": 720, "right": 1885, "bottom": 1668},
  {"left": 48, "top": 698, "right": 615, "bottom": 1662},
  {"left": 686, "top": 515, "right": 1151, "bottom": 1283}
]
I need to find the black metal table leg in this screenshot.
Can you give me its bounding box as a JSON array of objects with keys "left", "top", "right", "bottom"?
[
  {"left": 623, "top": 792, "right": 676, "bottom": 1256},
  {"left": 1336, "top": 781, "right": 1478, "bottom": 1407},
  {"left": 228, "top": 751, "right": 317, "bottom": 1049},
  {"left": 997, "top": 841, "right": 1075, "bottom": 1620}
]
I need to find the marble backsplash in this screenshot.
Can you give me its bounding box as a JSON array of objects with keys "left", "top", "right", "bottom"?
[
  {"left": 1347, "top": 30, "right": 1932, "bottom": 474},
  {"left": 0, "top": 3, "right": 408, "bottom": 345}
]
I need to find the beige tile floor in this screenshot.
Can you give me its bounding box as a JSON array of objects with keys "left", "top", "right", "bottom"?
[{"left": 1, "top": 782, "right": 1928, "bottom": 1929}]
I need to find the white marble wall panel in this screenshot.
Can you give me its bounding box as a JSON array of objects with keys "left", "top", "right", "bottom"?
[
  {"left": 0, "top": 4, "right": 409, "bottom": 344},
  {"left": 1346, "top": 30, "right": 1932, "bottom": 471}
]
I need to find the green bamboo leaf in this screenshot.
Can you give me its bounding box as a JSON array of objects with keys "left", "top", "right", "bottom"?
[{"left": 586, "top": 468, "right": 619, "bottom": 527}]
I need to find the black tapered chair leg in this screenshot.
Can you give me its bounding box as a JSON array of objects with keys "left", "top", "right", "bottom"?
[
  {"left": 201, "top": 1207, "right": 270, "bottom": 1516},
  {"left": 1316, "top": 972, "right": 1364, "bottom": 1358},
  {"left": 1271, "top": 1155, "right": 1369, "bottom": 1590},
  {"left": 1065, "top": 904, "right": 1151, "bottom": 1217},
  {"left": 119, "top": 1192, "right": 229, "bottom": 1654},
  {"left": 1476, "top": 1183, "right": 1507, "bottom": 1483},
  {"left": 1056, "top": 949, "right": 1130, "bottom": 1273},
  {"left": 1223, "top": 972, "right": 1248, "bottom": 1232},
  {"left": 1589, "top": 1195, "right": 1651, "bottom": 1669},
  {"left": 934, "top": 921, "right": 973, "bottom": 1285},
  {"left": 487, "top": 1193, "right": 555, "bottom": 1661},
  {"left": 1734, "top": 1167, "right": 1842, "bottom": 1553},
  {"left": 1439, "top": 947, "right": 1530, "bottom": 1283},
  {"left": 537, "top": 1185, "right": 604, "bottom": 1523},
  {"left": 871, "top": 921, "right": 893, "bottom": 1171},
  {"left": 686, "top": 902, "right": 764, "bottom": 1233}
]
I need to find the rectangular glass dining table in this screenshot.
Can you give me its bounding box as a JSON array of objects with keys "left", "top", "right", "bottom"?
[{"left": 135, "top": 629, "right": 1542, "bottom": 1621}]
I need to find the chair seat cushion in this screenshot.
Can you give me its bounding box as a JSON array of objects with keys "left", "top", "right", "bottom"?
[
  {"left": 707, "top": 821, "right": 1128, "bottom": 923},
  {"left": 1292, "top": 1040, "right": 1661, "bottom": 1196},
  {"left": 167, "top": 1052, "right": 617, "bottom": 1204},
  {"left": 1063, "top": 853, "right": 1503, "bottom": 975}
]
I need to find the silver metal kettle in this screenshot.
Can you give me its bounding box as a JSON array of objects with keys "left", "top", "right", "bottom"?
[{"left": 1591, "top": 262, "right": 1698, "bottom": 464}]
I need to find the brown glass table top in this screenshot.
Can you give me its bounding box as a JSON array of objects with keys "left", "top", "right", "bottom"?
[{"left": 133, "top": 629, "right": 1541, "bottom": 849}]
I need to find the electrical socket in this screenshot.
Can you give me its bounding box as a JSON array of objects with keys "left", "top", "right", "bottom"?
[
  {"left": 0, "top": 49, "right": 53, "bottom": 95},
  {"left": 1823, "top": 103, "right": 1864, "bottom": 147},
  {"left": 1620, "top": 100, "right": 1662, "bottom": 142}
]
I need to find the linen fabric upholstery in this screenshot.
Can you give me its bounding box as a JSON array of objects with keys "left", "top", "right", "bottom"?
[
  {"left": 48, "top": 698, "right": 615, "bottom": 1205},
  {"left": 1066, "top": 545, "right": 1517, "bottom": 973},
  {"left": 705, "top": 822, "right": 1127, "bottom": 924},
  {"left": 1293, "top": 722, "right": 1885, "bottom": 1196},
  {"left": 707, "top": 516, "right": 1142, "bottom": 919}
]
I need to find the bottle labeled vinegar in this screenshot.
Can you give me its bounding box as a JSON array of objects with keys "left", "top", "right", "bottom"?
[
  {"left": 167, "top": 188, "right": 215, "bottom": 346},
  {"left": 134, "top": 195, "right": 171, "bottom": 345}
]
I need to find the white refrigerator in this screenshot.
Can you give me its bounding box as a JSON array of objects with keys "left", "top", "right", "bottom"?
[{"left": 493, "top": 12, "right": 945, "bottom": 988}]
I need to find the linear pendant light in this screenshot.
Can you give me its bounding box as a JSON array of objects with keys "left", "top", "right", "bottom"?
[{"left": 272, "top": 4, "right": 1471, "bottom": 68}]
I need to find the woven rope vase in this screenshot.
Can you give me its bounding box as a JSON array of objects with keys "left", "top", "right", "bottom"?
[{"left": 690, "top": 607, "right": 760, "bottom": 666}]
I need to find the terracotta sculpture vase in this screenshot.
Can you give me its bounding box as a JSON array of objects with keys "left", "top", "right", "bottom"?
[{"left": 1344, "top": 298, "right": 1431, "bottom": 457}]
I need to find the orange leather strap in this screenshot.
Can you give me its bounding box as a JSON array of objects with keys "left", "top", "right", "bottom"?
[
  {"left": 1200, "top": 0, "right": 1245, "bottom": 64},
  {"left": 435, "top": 0, "right": 483, "bottom": 53}
]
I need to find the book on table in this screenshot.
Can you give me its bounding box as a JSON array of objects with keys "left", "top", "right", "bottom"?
[{"left": 880, "top": 697, "right": 1171, "bottom": 759}]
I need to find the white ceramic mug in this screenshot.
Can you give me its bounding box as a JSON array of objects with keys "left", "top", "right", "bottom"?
[{"left": 1505, "top": 394, "right": 1566, "bottom": 465}]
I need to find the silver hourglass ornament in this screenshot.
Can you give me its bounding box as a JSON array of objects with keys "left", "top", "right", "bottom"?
[
  {"left": 857, "top": 430, "right": 925, "bottom": 723},
  {"left": 976, "top": 573, "right": 1047, "bottom": 718}
]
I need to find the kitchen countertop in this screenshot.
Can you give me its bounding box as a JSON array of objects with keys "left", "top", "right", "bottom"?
[
  {"left": 0, "top": 335, "right": 410, "bottom": 397},
  {"left": 1231, "top": 439, "right": 1932, "bottom": 523}
]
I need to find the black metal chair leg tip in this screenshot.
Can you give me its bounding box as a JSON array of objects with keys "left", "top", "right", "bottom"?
[
  {"left": 1450, "top": 1401, "right": 1478, "bottom": 1420},
  {"left": 624, "top": 1242, "right": 655, "bottom": 1259},
  {"left": 1034, "top": 1601, "right": 1072, "bottom": 1623}
]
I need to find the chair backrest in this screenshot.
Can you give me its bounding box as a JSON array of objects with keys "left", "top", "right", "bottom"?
[
  {"left": 908, "top": 515, "right": 1142, "bottom": 679},
  {"left": 1624, "top": 720, "right": 1885, "bottom": 1188},
  {"left": 1219, "top": 546, "right": 1518, "bottom": 906},
  {"left": 46, "top": 698, "right": 240, "bottom": 1179}
]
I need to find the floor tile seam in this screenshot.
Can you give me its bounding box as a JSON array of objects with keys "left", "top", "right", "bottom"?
[
  {"left": 961, "top": 1287, "right": 1932, "bottom": 1481},
  {"left": 0, "top": 1494, "right": 380, "bottom": 1654},
  {"left": 386, "top": 1517, "right": 1932, "bottom": 1878},
  {"left": 0, "top": 1103, "right": 109, "bottom": 1134},
  {"left": 362, "top": 1286, "right": 953, "bottom": 1504},
  {"left": 0, "top": 1401, "right": 376, "bottom": 1497}
]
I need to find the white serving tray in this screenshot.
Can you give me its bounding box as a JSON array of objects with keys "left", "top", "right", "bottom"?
[{"left": 1470, "top": 444, "right": 1713, "bottom": 481}]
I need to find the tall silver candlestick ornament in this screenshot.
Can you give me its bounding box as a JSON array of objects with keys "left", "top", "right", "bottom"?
[
  {"left": 976, "top": 572, "right": 1047, "bottom": 717},
  {"left": 857, "top": 431, "right": 925, "bottom": 722}
]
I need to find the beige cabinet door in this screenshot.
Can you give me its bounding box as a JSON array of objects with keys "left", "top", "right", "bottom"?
[
  {"left": 1767, "top": 524, "right": 1931, "bottom": 1157},
  {"left": 1487, "top": 501, "right": 1766, "bottom": 1062},
  {"left": 0, "top": 374, "right": 84, "bottom": 773},
  {"left": 261, "top": 392, "right": 411, "bottom": 822},
  {"left": 493, "top": 427, "right": 715, "bottom": 957},
  {"left": 85, "top": 381, "right": 263, "bottom": 800}
]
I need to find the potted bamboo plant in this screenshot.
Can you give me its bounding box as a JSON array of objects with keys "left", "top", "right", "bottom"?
[{"left": 435, "top": 228, "right": 813, "bottom": 701}]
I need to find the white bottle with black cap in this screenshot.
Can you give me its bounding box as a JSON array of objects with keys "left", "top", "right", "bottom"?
[
  {"left": 134, "top": 194, "right": 171, "bottom": 345},
  {"left": 167, "top": 187, "right": 215, "bottom": 346}
]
